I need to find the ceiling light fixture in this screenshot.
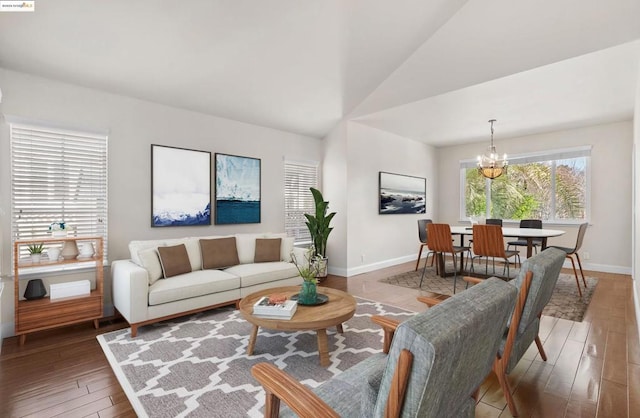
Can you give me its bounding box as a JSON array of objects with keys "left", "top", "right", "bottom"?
[{"left": 477, "top": 119, "right": 507, "bottom": 179}]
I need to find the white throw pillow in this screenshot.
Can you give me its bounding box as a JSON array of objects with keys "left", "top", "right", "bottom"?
[
  {"left": 129, "top": 240, "right": 165, "bottom": 265},
  {"left": 184, "top": 238, "right": 203, "bottom": 271},
  {"left": 138, "top": 247, "right": 164, "bottom": 285},
  {"left": 235, "top": 234, "right": 264, "bottom": 264},
  {"left": 264, "top": 233, "right": 295, "bottom": 262}
]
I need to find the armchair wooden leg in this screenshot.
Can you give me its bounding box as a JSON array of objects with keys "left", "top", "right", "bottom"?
[
  {"left": 493, "top": 358, "right": 518, "bottom": 417},
  {"left": 264, "top": 391, "right": 281, "bottom": 418},
  {"left": 534, "top": 335, "right": 547, "bottom": 361},
  {"left": 382, "top": 328, "right": 394, "bottom": 354}
]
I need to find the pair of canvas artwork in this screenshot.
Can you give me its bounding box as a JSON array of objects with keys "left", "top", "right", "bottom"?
[{"left": 151, "top": 145, "right": 260, "bottom": 226}]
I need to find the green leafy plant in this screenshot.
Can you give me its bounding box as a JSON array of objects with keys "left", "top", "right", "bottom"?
[
  {"left": 291, "top": 247, "right": 318, "bottom": 283},
  {"left": 304, "top": 187, "right": 336, "bottom": 259},
  {"left": 27, "top": 243, "right": 44, "bottom": 254}
]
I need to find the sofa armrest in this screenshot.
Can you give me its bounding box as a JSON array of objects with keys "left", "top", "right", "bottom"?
[{"left": 112, "top": 259, "right": 150, "bottom": 325}]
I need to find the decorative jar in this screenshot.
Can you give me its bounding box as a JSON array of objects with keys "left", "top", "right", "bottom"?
[
  {"left": 61, "top": 240, "right": 79, "bottom": 260},
  {"left": 299, "top": 280, "right": 317, "bottom": 304}
]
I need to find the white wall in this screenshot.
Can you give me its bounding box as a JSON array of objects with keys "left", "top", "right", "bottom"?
[
  {"left": 633, "top": 64, "right": 640, "bottom": 331},
  {"left": 437, "top": 121, "right": 633, "bottom": 273},
  {"left": 0, "top": 68, "right": 323, "bottom": 336},
  {"left": 322, "top": 120, "right": 349, "bottom": 276},
  {"left": 344, "top": 122, "right": 437, "bottom": 276}
]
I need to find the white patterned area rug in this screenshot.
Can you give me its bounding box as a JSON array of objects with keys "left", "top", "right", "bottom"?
[{"left": 97, "top": 298, "right": 414, "bottom": 418}]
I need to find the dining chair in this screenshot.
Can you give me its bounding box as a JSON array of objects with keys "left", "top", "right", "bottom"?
[
  {"left": 548, "top": 222, "right": 589, "bottom": 297},
  {"left": 414, "top": 219, "right": 434, "bottom": 271},
  {"left": 507, "top": 219, "right": 543, "bottom": 255},
  {"left": 467, "top": 218, "right": 503, "bottom": 261},
  {"left": 420, "top": 223, "right": 470, "bottom": 293},
  {"left": 470, "top": 224, "right": 520, "bottom": 278}
]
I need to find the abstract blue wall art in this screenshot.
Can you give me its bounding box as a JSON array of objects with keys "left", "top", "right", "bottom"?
[
  {"left": 215, "top": 153, "right": 261, "bottom": 224},
  {"left": 379, "top": 171, "right": 426, "bottom": 214},
  {"left": 151, "top": 145, "right": 211, "bottom": 227}
]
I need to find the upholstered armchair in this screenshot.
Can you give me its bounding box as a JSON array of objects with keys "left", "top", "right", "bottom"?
[
  {"left": 251, "top": 277, "right": 517, "bottom": 417},
  {"left": 417, "top": 247, "right": 566, "bottom": 416}
]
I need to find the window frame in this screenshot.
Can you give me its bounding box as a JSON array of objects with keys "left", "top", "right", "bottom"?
[
  {"left": 9, "top": 119, "right": 109, "bottom": 273},
  {"left": 459, "top": 146, "right": 591, "bottom": 225},
  {"left": 284, "top": 159, "right": 319, "bottom": 244}
]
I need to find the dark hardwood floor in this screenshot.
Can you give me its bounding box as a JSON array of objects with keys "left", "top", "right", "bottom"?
[{"left": 1, "top": 262, "right": 638, "bottom": 417}]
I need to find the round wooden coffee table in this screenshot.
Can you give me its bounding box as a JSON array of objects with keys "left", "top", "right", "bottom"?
[{"left": 239, "top": 286, "right": 357, "bottom": 366}]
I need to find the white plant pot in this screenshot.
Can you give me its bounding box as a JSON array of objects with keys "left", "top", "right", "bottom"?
[
  {"left": 30, "top": 254, "right": 41, "bottom": 263},
  {"left": 314, "top": 257, "right": 328, "bottom": 279},
  {"left": 47, "top": 247, "right": 61, "bottom": 261}
]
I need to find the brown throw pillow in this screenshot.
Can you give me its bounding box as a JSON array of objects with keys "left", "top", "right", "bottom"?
[
  {"left": 254, "top": 238, "right": 282, "bottom": 263},
  {"left": 157, "top": 244, "right": 192, "bottom": 278},
  {"left": 200, "top": 237, "right": 240, "bottom": 269}
]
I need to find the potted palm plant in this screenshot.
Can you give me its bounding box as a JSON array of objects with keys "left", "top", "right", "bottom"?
[
  {"left": 304, "top": 187, "right": 336, "bottom": 279},
  {"left": 27, "top": 243, "right": 44, "bottom": 263}
]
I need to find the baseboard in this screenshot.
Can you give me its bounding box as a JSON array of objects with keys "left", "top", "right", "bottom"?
[
  {"left": 343, "top": 254, "right": 417, "bottom": 277},
  {"left": 571, "top": 261, "right": 631, "bottom": 275},
  {"left": 634, "top": 279, "right": 640, "bottom": 343},
  {"left": 337, "top": 254, "right": 632, "bottom": 279},
  {"left": 1, "top": 321, "right": 13, "bottom": 343}
]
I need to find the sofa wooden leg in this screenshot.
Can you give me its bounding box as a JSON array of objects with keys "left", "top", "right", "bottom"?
[{"left": 131, "top": 325, "right": 138, "bottom": 338}]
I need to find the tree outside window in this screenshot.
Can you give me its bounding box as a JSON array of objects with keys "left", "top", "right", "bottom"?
[{"left": 463, "top": 150, "right": 588, "bottom": 222}]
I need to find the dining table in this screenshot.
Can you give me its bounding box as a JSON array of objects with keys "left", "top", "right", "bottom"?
[
  {"left": 431, "top": 225, "right": 566, "bottom": 278},
  {"left": 450, "top": 225, "right": 566, "bottom": 258}
]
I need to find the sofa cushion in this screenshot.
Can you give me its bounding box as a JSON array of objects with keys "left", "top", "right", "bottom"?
[
  {"left": 157, "top": 244, "right": 192, "bottom": 278},
  {"left": 254, "top": 238, "right": 281, "bottom": 263},
  {"left": 201, "top": 237, "right": 240, "bottom": 269},
  {"left": 224, "top": 262, "right": 299, "bottom": 287},
  {"left": 148, "top": 269, "right": 240, "bottom": 306},
  {"left": 138, "top": 248, "right": 164, "bottom": 285}
]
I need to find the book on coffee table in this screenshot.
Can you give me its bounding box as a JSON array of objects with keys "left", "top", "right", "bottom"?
[{"left": 253, "top": 296, "right": 297, "bottom": 319}]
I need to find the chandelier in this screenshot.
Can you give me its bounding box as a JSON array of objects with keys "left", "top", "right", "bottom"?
[{"left": 477, "top": 119, "right": 508, "bottom": 179}]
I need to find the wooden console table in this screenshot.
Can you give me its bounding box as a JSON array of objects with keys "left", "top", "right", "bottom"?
[{"left": 13, "top": 236, "right": 104, "bottom": 345}]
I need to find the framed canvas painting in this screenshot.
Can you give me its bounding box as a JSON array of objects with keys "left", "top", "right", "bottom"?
[
  {"left": 151, "top": 145, "right": 211, "bottom": 227},
  {"left": 215, "top": 153, "right": 261, "bottom": 224},
  {"left": 379, "top": 171, "right": 426, "bottom": 214}
]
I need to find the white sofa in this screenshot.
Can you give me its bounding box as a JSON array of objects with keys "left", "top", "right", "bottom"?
[{"left": 112, "top": 233, "right": 304, "bottom": 336}]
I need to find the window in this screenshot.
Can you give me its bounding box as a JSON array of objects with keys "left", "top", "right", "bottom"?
[
  {"left": 10, "top": 121, "right": 108, "bottom": 264},
  {"left": 284, "top": 160, "right": 318, "bottom": 243},
  {"left": 461, "top": 146, "right": 590, "bottom": 223}
]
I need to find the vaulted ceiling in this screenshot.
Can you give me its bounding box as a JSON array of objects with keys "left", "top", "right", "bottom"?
[{"left": 1, "top": 0, "right": 639, "bottom": 145}]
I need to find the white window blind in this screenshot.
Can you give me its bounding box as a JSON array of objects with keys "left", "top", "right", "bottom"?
[
  {"left": 284, "top": 160, "right": 318, "bottom": 243},
  {"left": 10, "top": 122, "right": 108, "bottom": 260}
]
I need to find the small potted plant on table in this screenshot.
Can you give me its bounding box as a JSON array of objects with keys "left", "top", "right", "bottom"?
[
  {"left": 27, "top": 243, "right": 44, "bottom": 263},
  {"left": 292, "top": 247, "right": 319, "bottom": 304}
]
